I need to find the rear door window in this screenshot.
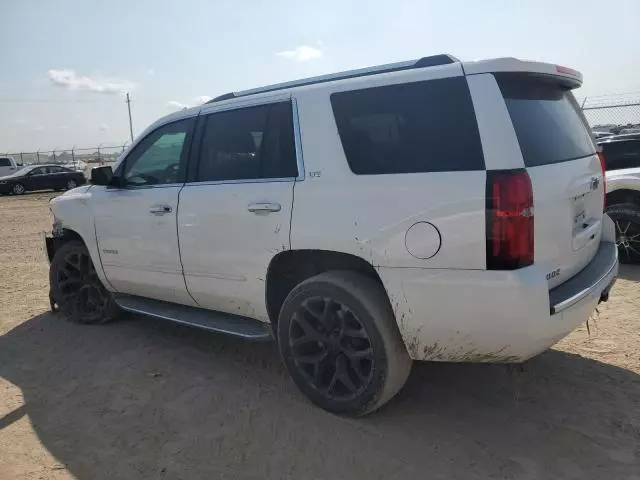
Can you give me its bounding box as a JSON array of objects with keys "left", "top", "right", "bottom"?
[
  {"left": 496, "top": 73, "right": 596, "bottom": 167},
  {"left": 0, "top": 158, "right": 10, "bottom": 167},
  {"left": 600, "top": 140, "right": 640, "bottom": 171},
  {"left": 330, "top": 77, "right": 485, "bottom": 175},
  {"left": 195, "top": 101, "right": 297, "bottom": 182}
]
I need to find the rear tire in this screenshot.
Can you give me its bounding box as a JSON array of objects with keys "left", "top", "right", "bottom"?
[
  {"left": 50, "top": 241, "right": 121, "bottom": 324},
  {"left": 605, "top": 204, "right": 640, "bottom": 264},
  {"left": 277, "top": 271, "right": 412, "bottom": 416},
  {"left": 66, "top": 179, "right": 77, "bottom": 190}
]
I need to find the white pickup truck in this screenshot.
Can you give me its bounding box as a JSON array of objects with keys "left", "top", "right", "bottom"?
[
  {"left": 0, "top": 156, "right": 24, "bottom": 177},
  {"left": 45, "top": 55, "right": 619, "bottom": 415}
]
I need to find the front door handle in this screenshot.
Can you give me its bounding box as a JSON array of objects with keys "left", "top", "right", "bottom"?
[
  {"left": 149, "top": 204, "right": 173, "bottom": 215},
  {"left": 248, "top": 202, "right": 281, "bottom": 214}
]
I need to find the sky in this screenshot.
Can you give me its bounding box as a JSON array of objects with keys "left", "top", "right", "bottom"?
[{"left": 1, "top": 0, "right": 639, "bottom": 152}]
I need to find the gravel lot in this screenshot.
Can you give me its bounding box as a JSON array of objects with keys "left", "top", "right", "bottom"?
[{"left": 1, "top": 193, "right": 639, "bottom": 480}]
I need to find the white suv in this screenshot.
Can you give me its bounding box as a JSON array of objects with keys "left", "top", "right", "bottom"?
[{"left": 46, "top": 54, "right": 619, "bottom": 415}]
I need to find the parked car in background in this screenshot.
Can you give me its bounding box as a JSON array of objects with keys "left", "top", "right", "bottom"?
[
  {"left": 45, "top": 55, "right": 618, "bottom": 415},
  {"left": 593, "top": 131, "right": 614, "bottom": 139},
  {"left": 0, "top": 164, "right": 85, "bottom": 195},
  {"left": 619, "top": 128, "right": 640, "bottom": 135},
  {"left": 0, "top": 156, "right": 24, "bottom": 177},
  {"left": 599, "top": 136, "right": 640, "bottom": 263},
  {"left": 599, "top": 133, "right": 640, "bottom": 142}
]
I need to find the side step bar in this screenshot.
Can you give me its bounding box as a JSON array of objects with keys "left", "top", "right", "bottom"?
[{"left": 114, "top": 294, "right": 273, "bottom": 341}]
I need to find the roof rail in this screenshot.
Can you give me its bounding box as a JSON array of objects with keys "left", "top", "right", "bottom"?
[{"left": 206, "top": 54, "right": 458, "bottom": 104}]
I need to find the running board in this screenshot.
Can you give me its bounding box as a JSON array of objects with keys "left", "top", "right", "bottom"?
[{"left": 113, "top": 294, "right": 273, "bottom": 341}]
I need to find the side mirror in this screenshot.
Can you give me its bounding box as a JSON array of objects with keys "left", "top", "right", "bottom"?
[{"left": 90, "top": 166, "right": 114, "bottom": 186}]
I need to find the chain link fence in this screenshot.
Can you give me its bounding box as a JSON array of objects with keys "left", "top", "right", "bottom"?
[
  {"left": 581, "top": 94, "right": 640, "bottom": 135},
  {"left": 1, "top": 143, "right": 128, "bottom": 177}
]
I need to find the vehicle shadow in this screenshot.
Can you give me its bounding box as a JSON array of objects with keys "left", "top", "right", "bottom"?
[
  {"left": 618, "top": 264, "right": 640, "bottom": 281},
  {"left": 1, "top": 312, "right": 638, "bottom": 480}
]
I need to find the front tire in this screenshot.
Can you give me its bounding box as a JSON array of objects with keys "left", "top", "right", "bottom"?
[
  {"left": 12, "top": 183, "right": 25, "bottom": 195},
  {"left": 49, "top": 241, "right": 120, "bottom": 324},
  {"left": 277, "top": 271, "right": 412, "bottom": 416},
  {"left": 606, "top": 204, "right": 640, "bottom": 264}
]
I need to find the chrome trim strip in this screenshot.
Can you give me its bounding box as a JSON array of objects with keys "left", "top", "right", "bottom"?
[
  {"left": 182, "top": 177, "right": 295, "bottom": 187},
  {"left": 551, "top": 247, "right": 618, "bottom": 315},
  {"left": 292, "top": 97, "right": 305, "bottom": 181},
  {"left": 104, "top": 182, "right": 185, "bottom": 191}
]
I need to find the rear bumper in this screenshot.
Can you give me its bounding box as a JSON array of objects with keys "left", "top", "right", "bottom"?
[
  {"left": 549, "top": 240, "right": 617, "bottom": 315},
  {"left": 378, "top": 240, "right": 618, "bottom": 363}
]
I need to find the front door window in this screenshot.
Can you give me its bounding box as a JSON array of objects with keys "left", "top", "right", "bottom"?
[{"left": 122, "top": 118, "right": 194, "bottom": 186}]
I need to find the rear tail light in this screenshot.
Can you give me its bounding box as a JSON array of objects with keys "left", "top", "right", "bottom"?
[
  {"left": 597, "top": 149, "right": 606, "bottom": 211},
  {"left": 486, "top": 169, "right": 534, "bottom": 270}
]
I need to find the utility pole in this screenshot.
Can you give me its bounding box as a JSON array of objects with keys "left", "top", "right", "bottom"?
[{"left": 126, "top": 92, "right": 134, "bottom": 142}]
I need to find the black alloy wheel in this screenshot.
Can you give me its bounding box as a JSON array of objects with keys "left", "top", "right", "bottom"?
[
  {"left": 614, "top": 217, "right": 640, "bottom": 263},
  {"left": 278, "top": 271, "right": 412, "bottom": 416},
  {"left": 606, "top": 204, "right": 640, "bottom": 264},
  {"left": 289, "top": 296, "right": 375, "bottom": 399},
  {"left": 50, "top": 241, "right": 120, "bottom": 323}
]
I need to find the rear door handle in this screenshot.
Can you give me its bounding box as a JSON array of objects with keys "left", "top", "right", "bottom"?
[
  {"left": 149, "top": 204, "right": 173, "bottom": 215},
  {"left": 248, "top": 202, "right": 281, "bottom": 214}
]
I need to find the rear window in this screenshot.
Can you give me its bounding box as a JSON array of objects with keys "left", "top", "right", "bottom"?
[
  {"left": 496, "top": 73, "right": 595, "bottom": 167},
  {"left": 330, "top": 77, "right": 484, "bottom": 175},
  {"left": 600, "top": 140, "right": 640, "bottom": 171},
  {"left": 0, "top": 158, "right": 10, "bottom": 167}
]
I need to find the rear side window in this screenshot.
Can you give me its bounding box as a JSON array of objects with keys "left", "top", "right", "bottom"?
[
  {"left": 600, "top": 140, "right": 640, "bottom": 171},
  {"left": 330, "top": 77, "right": 484, "bottom": 175},
  {"left": 496, "top": 73, "right": 595, "bottom": 167},
  {"left": 196, "top": 101, "right": 297, "bottom": 182},
  {"left": 0, "top": 158, "right": 10, "bottom": 167}
]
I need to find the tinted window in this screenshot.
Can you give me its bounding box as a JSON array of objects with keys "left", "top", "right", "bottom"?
[
  {"left": 0, "top": 158, "right": 10, "bottom": 167},
  {"left": 496, "top": 73, "right": 595, "bottom": 167},
  {"left": 123, "top": 117, "right": 194, "bottom": 186},
  {"left": 49, "top": 166, "right": 65, "bottom": 173},
  {"left": 600, "top": 141, "right": 640, "bottom": 171},
  {"left": 196, "top": 101, "right": 297, "bottom": 182},
  {"left": 330, "top": 77, "right": 484, "bottom": 175}
]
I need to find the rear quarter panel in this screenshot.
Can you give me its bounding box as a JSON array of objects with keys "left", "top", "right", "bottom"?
[{"left": 290, "top": 67, "right": 486, "bottom": 270}]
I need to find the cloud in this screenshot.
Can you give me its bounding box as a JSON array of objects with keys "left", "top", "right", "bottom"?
[
  {"left": 99, "top": 124, "right": 109, "bottom": 131},
  {"left": 167, "top": 100, "right": 189, "bottom": 109},
  {"left": 166, "top": 96, "right": 213, "bottom": 110},
  {"left": 14, "top": 118, "right": 28, "bottom": 125},
  {"left": 57, "top": 125, "right": 68, "bottom": 130},
  {"left": 48, "top": 69, "right": 136, "bottom": 94},
  {"left": 33, "top": 126, "right": 45, "bottom": 132},
  {"left": 193, "top": 95, "right": 212, "bottom": 104},
  {"left": 276, "top": 45, "right": 323, "bottom": 61},
  {"left": 147, "top": 68, "right": 155, "bottom": 76}
]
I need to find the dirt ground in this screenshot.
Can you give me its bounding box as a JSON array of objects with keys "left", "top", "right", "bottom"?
[{"left": 0, "top": 193, "right": 639, "bottom": 480}]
